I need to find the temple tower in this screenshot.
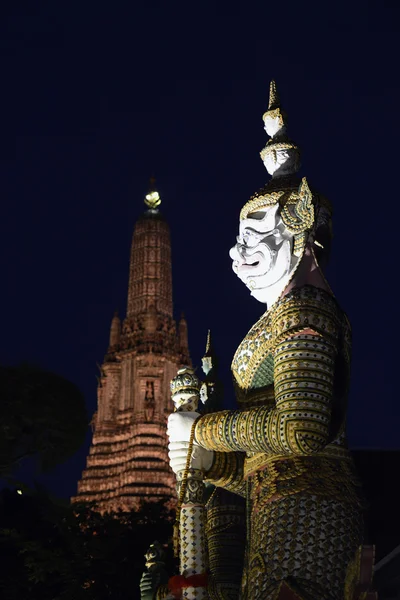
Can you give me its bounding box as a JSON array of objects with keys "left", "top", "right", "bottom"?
[{"left": 72, "top": 182, "right": 190, "bottom": 512}]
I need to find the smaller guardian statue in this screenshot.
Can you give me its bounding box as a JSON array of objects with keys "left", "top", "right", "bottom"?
[{"left": 139, "top": 541, "right": 170, "bottom": 600}]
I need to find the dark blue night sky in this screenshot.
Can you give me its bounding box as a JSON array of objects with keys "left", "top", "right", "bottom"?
[{"left": 1, "top": 1, "right": 399, "bottom": 498}]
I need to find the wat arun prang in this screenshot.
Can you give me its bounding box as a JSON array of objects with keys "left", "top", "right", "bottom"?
[{"left": 72, "top": 183, "right": 191, "bottom": 513}]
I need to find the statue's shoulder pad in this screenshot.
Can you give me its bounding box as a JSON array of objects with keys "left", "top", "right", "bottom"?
[{"left": 272, "top": 285, "right": 344, "bottom": 342}]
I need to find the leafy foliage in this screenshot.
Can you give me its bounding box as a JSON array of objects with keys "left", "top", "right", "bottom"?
[
  {"left": 0, "top": 363, "right": 175, "bottom": 597},
  {"left": 0, "top": 363, "right": 88, "bottom": 476},
  {"left": 0, "top": 488, "right": 175, "bottom": 600}
]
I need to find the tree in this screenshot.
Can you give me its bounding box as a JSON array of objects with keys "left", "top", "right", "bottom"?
[
  {"left": 0, "top": 363, "right": 175, "bottom": 598},
  {"left": 0, "top": 488, "right": 175, "bottom": 600},
  {"left": 0, "top": 363, "right": 87, "bottom": 479}
]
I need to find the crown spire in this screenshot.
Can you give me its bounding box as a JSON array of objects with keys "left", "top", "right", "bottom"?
[
  {"left": 268, "top": 80, "right": 280, "bottom": 110},
  {"left": 260, "top": 80, "right": 300, "bottom": 178},
  {"left": 144, "top": 175, "right": 161, "bottom": 209}
]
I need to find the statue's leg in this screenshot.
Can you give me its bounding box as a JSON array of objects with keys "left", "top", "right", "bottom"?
[
  {"left": 246, "top": 493, "right": 364, "bottom": 600},
  {"left": 206, "top": 487, "right": 246, "bottom": 600}
]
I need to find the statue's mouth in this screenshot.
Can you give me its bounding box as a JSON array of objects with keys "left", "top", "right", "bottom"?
[
  {"left": 234, "top": 248, "right": 272, "bottom": 280},
  {"left": 238, "top": 261, "right": 259, "bottom": 275},
  {"left": 239, "top": 256, "right": 261, "bottom": 270}
]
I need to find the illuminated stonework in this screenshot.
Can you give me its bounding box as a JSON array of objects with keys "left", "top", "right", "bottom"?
[{"left": 72, "top": 184, "right": 190, "bottom": 512}]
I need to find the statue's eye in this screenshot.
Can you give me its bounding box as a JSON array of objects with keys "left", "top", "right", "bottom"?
[
  {"left": 243, "top": 231, "right": 253, "bottom": 244},
  {"left": 261, "top": 228, "right": 279, "bottom": 239}
]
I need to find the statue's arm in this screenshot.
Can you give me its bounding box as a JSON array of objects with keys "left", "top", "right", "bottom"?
[
  {"left": 196, "top": 295, "right": 341, "bottom": 457},
  {"left": 256, "top": 327, "right": 337, "bottom": 455},
  {"left": 140, "top": 571, "right": 170, "bottom": 600},
  {"left": 204, "top": 450, "right": 246, "bottom": 497}
]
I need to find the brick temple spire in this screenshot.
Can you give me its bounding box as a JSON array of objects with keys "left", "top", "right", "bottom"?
[
  {"left": 109, "top": 311, "right": 121, "bottom": 347},
  {"left": 126, "top": 177, "right": 173, "bottom": 319},
  {"left": 178, "top": 312, "right": 189, "bottom": 356},
  {"left": 72, "top": 181, "right": 191, "bottom": 512}
]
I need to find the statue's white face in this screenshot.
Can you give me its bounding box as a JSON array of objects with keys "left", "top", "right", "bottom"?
[
  {"left": 229, "top": 204, "right": 294, "bottom": 305},
  {"left": 201, "top": 356, "right": 212, "bottom": 376},
  {"left": 199, "top": 383, "right": 208, "bottom": 405}
]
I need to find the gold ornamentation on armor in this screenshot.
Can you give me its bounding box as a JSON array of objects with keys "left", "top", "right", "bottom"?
[
  {"left": 193, "top": 285, "right": 363, "bottom": 598},
  {"left": 205, "top": 451, "right": 246, "bottom": 497}
]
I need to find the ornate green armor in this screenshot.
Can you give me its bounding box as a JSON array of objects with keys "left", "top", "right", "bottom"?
[{"left": 196, "top": 285, "right": 364, "bottom": 600}]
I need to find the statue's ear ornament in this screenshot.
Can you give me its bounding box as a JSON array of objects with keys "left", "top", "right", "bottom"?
[
  {"left": 281, "top": 177, "right": 314, "bottom": 234},
  {"left": 280, "top": 177, "right": 315, "bottom": 257}
]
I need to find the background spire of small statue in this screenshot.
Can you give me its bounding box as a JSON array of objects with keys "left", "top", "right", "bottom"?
[{"left": 199, "top": 330, "right": 223, "bottom": 414}]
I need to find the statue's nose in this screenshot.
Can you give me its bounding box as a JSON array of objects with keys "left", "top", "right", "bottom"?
[{"left": 229, "top": 244, "right": 242, "bottom": 261}]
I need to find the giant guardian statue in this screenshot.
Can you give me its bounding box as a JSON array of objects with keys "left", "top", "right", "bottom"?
[{"left": 165, "top": 81, "right": 375, "bottom": 600}]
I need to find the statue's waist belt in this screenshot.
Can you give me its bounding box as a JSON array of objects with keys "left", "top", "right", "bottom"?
[{"left": 244, "top": 452, "right": 363, "bottom": 505}]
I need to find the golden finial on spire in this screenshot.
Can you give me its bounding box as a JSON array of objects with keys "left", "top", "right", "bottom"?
[
  {"left": 144, "top": 175, "right": 161, "bottom": 209},
  {"left": 268, "top": 80, "right": 280, "bottom": 110}
]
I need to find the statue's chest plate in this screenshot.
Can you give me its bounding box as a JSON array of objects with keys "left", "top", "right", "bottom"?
[{"left": 231, "top": 312, "right": 274, "bottom": 392}]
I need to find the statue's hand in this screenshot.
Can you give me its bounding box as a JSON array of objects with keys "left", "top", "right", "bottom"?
[
  {"left": 167, "top": 412, "right": 214, "bottom": 473},
  {"left": 168, "top": 441, "right": 214, "bottom": 474},
  {"left": 167, "top": 411, "right": 200, "bottom": 443}
]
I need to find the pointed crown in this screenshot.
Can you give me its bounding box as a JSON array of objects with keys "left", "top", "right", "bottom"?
[
  {"left": 170, "top": 367, "right": 200, "bottom": 398},
  {"left": 268, "top": 80, "right": 280, "bottom": 109},
  {"left": 260, "top": 81, "right": 299, "bottom": 162},
  {"left": 262, "top": 80, "right": 285, "bottom": 125},
  {"left": 238, "top": 82, "right": 332, "bottom": 262}
]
